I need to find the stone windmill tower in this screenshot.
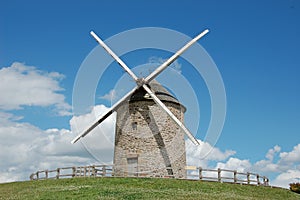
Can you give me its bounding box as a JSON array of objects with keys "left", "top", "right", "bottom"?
[
  {"left": 72, "top": 29, "right": 209, "bottom": 178},
  {"left": 114, "top": 80, "right": 187, "bottom": 178}
]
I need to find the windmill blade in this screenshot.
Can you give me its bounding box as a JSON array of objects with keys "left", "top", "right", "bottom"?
[
  {"left": 73, "top": 30, "right": 206, "bottom": 145},
  {"left": 90, "top": 31, "right": 139, "bottom": 82},
  {"left": 71, "top": 86, "right": 138, "bottom": 144},
  {"left": 142, "top": 84, "right": 200, "bottom": 145},
  {"left": 73, "top": 31, "right": 141, "bottom": 144},
  {"left": 144, "top": 29, "right": 209, "bottom": 83}
]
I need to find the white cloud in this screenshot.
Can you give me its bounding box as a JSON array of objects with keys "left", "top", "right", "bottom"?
[
  {"left": 254, "top": 159, "right": 280, "bottom": 173},
  {"left": 70, "top": 105, "right": 116, "bottom": 163},
  {"left": 252, "top": 145, "right": 300, "bottom": 175},
  {"left": 148, "top": 56, "right": 182, "bottom": 73},
  {"left": 186, "top": 139, "right": 236, "bottom": 167},
  {"left": 99, "top": 89, "right": 118, "bottom": 101},
  {"left": 0, "top": 111, "right": 95, "bottom": 183},
  {"left": 216, "top": 157, "right": 252, "bottom": 173},
  {"left": 0, "top": 62, "right": 71, "bottom": 116},
  {"left": 1, "top": 86, "right": 300, "bottom": 190},
  {"left": 212, "top": 144, "right": 300, "bottom": 188},
  {"left": 266, "top": 145, "right": 281, "bottom": 160},
  {"left": 251, "top": 145, "right": 283, "bottom": 173},
  {"left": 0, "top": 103, "right": 117, "bottom": 183},
  {"left": 272, "top": 170, "right": 300, "bottom": 188},
  {"left": 0, "top": 171, "right": 20, "bottom": 183},
  {"left": 279, "top": 144, "right": 300, "bottom": 164}
]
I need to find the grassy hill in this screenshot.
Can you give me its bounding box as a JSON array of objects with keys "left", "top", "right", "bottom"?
[{"left": 0, "top": 177, "right": 299, "bottom": 200}]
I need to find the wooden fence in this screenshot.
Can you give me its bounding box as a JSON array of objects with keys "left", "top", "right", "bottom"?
[
  {"left": 186, "top": 167, "right": 269, "bottom": 186},
  {"left": 30, "top": 165, "right": 113, "bottom": 180},
  {"left": 30, "top": 165, "right": 269, "bottom": 186}
]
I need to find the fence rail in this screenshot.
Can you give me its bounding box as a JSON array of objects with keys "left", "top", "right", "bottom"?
[
  {"left": 186, "top": 167, "right": 269, "bottom": 186},
  {"left": 30, "top": 165, "right": 113, "bottom": 180},
  {"left": 30, "top": 165, "right": 269, "bottom": 186}
]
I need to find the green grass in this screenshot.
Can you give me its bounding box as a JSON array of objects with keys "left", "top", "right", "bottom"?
[{"left": 0, "top": 177, "right": 299, "bottom": 200}]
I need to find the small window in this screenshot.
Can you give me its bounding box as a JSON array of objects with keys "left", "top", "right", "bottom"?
[{"left": 132, "top": 122, "right": 137, "bottom": 130}]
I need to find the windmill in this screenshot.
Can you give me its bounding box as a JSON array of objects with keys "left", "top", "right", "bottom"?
[{"left": 72, "top": 29, "right": 209, "bottom": 178}]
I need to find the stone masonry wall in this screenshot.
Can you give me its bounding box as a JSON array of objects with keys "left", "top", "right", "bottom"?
[{"left": 114, "top": 100, "right": 187, "bottom": 178}]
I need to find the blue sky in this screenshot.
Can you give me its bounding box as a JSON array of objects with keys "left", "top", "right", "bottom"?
[{"left": 0, "top": 0, "right": 300, "bottom": 187}]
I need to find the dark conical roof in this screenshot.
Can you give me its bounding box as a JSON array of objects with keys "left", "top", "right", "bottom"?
[{"left": 130, "top": 80, "right": 181, "bottom": 105}]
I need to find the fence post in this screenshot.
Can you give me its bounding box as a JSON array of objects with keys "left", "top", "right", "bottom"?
[
  {"left": 92, "top": 165, "right": 96, "bottom": 177},
  {"left": 103, "top": 165, "right": 106, "bottom": 177},
  {"left": 45, "top": 170, "right": 48, "bottom": 179},
  {"left": 234, "top": 170, "right": 237, "bottom": 183},
  {"left": 263, "top": 176, "right": 269, "bottom": 186},
  {"left": 56, "top": 168, "right": 60, "bottom": 179},
  {"left": 36, "top": 172, "right": 39, "bottom": 180},
  {"left": 72, "top": 167, "right": 76, "bottom": 177},
  {"left": 247, "top": 172, "right": 250, "bottom": 184},
  {"left": 218, "top": 168, "right": 221, "bottom": 182},
  {"left": 80, "top": 167, "right": 83, "bottom": 177},
  {"left": 77, "top": 167, "right": 80, "bottom": 177},
  {"left": 198, "top": 167, "right": 202, "bottom": 180},
  {"left": 256, "top": 174, "right": 260, "bottom": 185},
  {"left": 84, "top": 166, "right": 87, "bottom": 177},
  {"left": 87, "top": 166, "right": 90, "bottom": 177}
]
